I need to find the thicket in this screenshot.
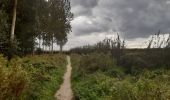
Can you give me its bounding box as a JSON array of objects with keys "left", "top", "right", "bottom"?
[
  {"left": 120, "top": 48, "right": 170, "bottom": 74},
  {"left": 0, "top": 54, "right": 66, "bottom": 100},
  {"left": 71, "top": 53, "right": 170, "bottom": 100}
]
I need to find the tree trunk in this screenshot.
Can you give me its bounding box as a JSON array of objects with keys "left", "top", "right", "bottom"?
[
  {"left": 49, "top": 46, "right": 50, "bottom": 52},
  {"left": 8, "top": 0, "right": 18, "bottom": 60},
  {"left": 38, "top": 34, "right": 41, "bottom": 49},
  {"left": 42, "top": 38, "right": 45, "bottom": 53},
  {"left": 51, "top": 38, "right": 54, "bottom": 54},
  {"left": 10, "top": 0, "right": 17, "bottom": 42},
  {"left": 60, "top": 44, "right": 63, "bottom": 53}
]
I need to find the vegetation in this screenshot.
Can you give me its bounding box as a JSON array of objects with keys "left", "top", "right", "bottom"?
[
  {"left": 1, "top": 0, "right": 170, "bottom": 100},
  {"left": 71, "top": 53, "right": 170, "bottom": 100},
  {"left": 0, "top": 1, "right": 72, "bottom": 99},
  {"left": 69, "top": 32, "right": 170, "bottom": 100},
  {"left": 0, "top": 54, "right": 66, "bottom": 100},
  {"left": 70, "top": 33, "right": 170, "bottom": 100},
  {"left": 0, "top": 0, "right": 73, "bottom": 58}
]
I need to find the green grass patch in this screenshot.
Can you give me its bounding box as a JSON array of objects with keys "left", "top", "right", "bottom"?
[
  {"left": 0, "top": 54, "right": 66, "bottom": 100},
  {"left": 71, "top": 53, "right": 170, "bottom": 100}
]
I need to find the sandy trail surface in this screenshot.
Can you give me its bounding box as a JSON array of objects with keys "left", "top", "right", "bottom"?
[{"left": 55, "top": 56, "right": 73, "bottom": 100}]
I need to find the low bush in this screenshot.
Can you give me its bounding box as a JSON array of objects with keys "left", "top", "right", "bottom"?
[
  {"left": 0, "top": 54, "right": 66, "bottom": 100},
  {"left": 79, "top": 53, "right": 114, "bottom": 74},
  {"left": 71, "top": 54, "right": 170, "bottom": 100},
  {"left": 0, "top": 55, "right": 28, "bottom": 100}
]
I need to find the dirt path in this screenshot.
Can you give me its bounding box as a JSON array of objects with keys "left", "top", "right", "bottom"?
[{"left": 55, "top": 56, "right": 73, "bottom": 100}]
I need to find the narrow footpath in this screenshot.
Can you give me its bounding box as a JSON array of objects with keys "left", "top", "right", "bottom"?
[{"left": 55, "top": 56, "right": 73, "bottom": 100}]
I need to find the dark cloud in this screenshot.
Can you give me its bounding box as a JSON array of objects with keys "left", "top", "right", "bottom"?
[
  {"left": 71, "top": 16, "right": 113, "bottom": 36},
  {"left": 72, "top": 0, "right": 98, "bottom": 8},
  {"left": 71, "top": 0, "right": 170, "bottom": 39},
  {"left": 71, "top": 0, "right": 98, "bottom": 17},
  {"left": 111, "top": 0, "right": 170, "bottom": 38}
]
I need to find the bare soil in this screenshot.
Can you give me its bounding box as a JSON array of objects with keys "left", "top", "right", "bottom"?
[{"left": 55, "top": 56, "right": 73, "bottom": 100}]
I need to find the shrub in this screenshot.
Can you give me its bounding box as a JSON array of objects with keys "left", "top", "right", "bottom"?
[
  {"left": 0, "top": 54, "right": 66, "bottom": 100},
  {"left": 72, "top": 71, "right": 170, "bottom": 100},
  {"left": 79, "top": 53, "right": 114, "bottom": 74},
  {"left": 120, "top": 53, "right": 148, "bottom": 74},
  {"left": 0, "top": 56, "right": 28, "bottom": 100},
  {"left": 71, "top": 54, "right": 170, "bottom": 100}
]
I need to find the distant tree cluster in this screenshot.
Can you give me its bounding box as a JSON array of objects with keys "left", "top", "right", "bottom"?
[
  {"left": 71, "top": 32, "right": 170, "bottom": 66},
  {"left": 71, "top": 34, "right": 126, "bottom": 64},
  {"left": 71, "top": 34, "right": 125, "bottom": 54},
  {"left": 0, "top": 0, "right": 73, "bottom": 58}
]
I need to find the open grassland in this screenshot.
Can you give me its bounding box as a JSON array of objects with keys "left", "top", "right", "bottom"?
[
  {"left": 71, "top": 53, "right": 170, "bottom": 100},
  {"left": 0, "top": 54, "right": 66, "bottom": 100}
]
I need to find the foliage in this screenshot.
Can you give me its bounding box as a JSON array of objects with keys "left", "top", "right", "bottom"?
[
  {"left": 79, "top": 53, "right": 114, "bottom": 73},
  {"left": 0, "top": 54, "right": 66, "bottom": 100},
  {"left": 71, "top": 34, "right": 125, "bottom": 55},
  {"left": 0, "top": 9, "right": 10, "bottom": 57},
  {"left": 0, "top": 55, "right": 28, "bottom": 100},
  {"left": 120, "top": 49, "right": 170, "bottom": 70},
  {"left": 70, "top": 34, "right": 125, "bottom": 65},
  {"left": 71, "top": 54, "right": 170, "bottom": 100},
  {"left": 0, "top": 0, "right": 73, "bottom": 57}
]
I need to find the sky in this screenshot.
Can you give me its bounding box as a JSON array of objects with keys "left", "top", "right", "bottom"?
[{"left": 64, "top": 0, "right": 170, "bottom": 50}]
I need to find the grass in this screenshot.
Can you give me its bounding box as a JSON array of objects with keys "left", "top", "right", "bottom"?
[
  {"left": 0, "top": 54, "right": 66, "bottom": 100},
  {"left": 71, "top": 53, "right": 170, "bottom": 100}
]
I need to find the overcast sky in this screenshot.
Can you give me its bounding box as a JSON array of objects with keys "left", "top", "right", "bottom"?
[{"left": 63, "top": 0, "right": 170, "bottom": 50}]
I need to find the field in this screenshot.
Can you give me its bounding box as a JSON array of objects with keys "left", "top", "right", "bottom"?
[
  {"left": 0, "top": 54, "right": 66, "bottom": 100},
  {"left": 71, "top": 52, "right": 170, "bottom": 100},
  {"left": 0, "top": 49, "right": 170, "bottom": 100}
]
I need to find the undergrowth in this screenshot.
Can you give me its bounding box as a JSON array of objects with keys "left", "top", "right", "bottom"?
[
  {"left": 71, "top": 53, "right": 170, "bottom": 100},
  {"left": 0, "top": 54, "right": 66, "bottom": 100}
]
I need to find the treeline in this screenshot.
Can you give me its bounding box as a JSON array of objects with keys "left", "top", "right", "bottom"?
[
  {"left": 71, "top": 32, "right": 170, "bottom": 68},
  {"left": 71, "top": 34, "right": 125, "bottom": 55},
  {"left": 71, "top": 34, "right": 126, "bottom": 64},
  {"left": 71, "top": 32, "right": 170, "bottom": 54},
  {"left": 0, "top": 0, "right": 73, "bottom": 58}
]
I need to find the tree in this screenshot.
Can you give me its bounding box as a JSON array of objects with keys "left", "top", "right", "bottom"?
[
  {"left": 50, "top": 0, "right": 73, "bottom": 52},
  {"left": 56, "top": 32, "right": 68, "bottom": 52},
  {"left": 0, "top": 10, "right": 9, "bottom": 55},
  {"left": 15, "top": 0, "right": 39, "bottom": 54},
  {"left": 10, "top": 0, "right": 17, "bottom": 42},
  {"left": 0, "top": 0, "right": 73, "bottom": 56},
  {"left": 0, "top": 0, "right": 15, "bottom": 59}
]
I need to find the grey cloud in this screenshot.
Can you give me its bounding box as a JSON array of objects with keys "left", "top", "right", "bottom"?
[
  {"left": 72, "top": 17, "right": 108, "bottom": 36},
  {"left": 112, "top": 0, "right": 170, "bottom": 38},
  {"left": 71, "top": 0, "right": 170, "bottom": 39},
  {"left": 71, "top": 0, "right": 98, "bottom": 8},
  {"left": 71, "top": 0, "right": 98, "bottom": 17}
]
